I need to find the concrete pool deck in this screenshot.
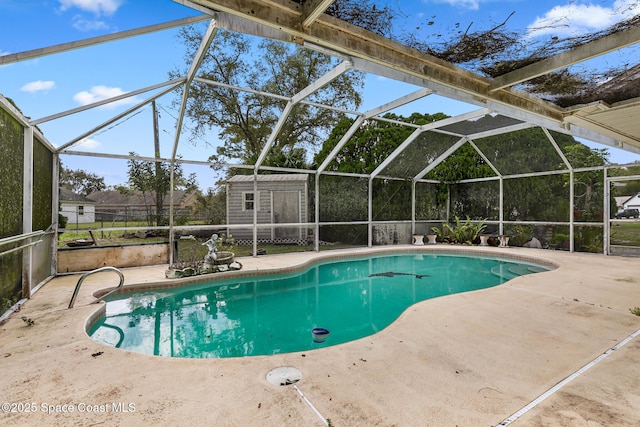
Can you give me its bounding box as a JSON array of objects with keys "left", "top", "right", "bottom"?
[{"left": 1, "top": 245, "right": 640, "bottom": 426}]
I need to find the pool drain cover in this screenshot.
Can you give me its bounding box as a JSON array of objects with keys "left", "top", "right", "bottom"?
[{"left": 266, "top": 367, "right": 302, "bottom": 386}]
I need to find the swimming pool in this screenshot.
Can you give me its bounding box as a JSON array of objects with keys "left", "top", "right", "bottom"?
[{"left": 88, "top": 252, "right": 553, "bottom": 358}]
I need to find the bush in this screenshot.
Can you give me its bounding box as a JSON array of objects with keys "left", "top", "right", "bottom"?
[
  {"left": 58, "top": 213, "right": 68, "bottom": 232},
  {"left": 432, "top": 216, "right": 486, "bottom": 244}
]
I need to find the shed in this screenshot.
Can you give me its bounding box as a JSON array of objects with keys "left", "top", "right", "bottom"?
[
  {"left": 226, "top": 174, "right": 308, "bottom": 244},
  {"left": 59, "top": 188, "right": 96, "bottom": 224}
]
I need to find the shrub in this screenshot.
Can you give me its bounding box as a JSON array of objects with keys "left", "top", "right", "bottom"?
[{"left": 432, "top": 216, "right": 486, "bottom": 244}]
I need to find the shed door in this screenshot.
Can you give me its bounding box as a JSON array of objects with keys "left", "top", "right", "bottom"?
[{"left": 272, "top": 191, "right": 300, "bottom": 239}]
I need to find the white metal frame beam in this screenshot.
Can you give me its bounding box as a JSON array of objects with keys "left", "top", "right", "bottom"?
[
  {"left": 0, "top": 16, "right": 210, "bottom": 66},
  {"left": 32, "top": 79, "right": 184, "bottom": 126},
  {"left": 413, "top": 137, "right": 468, "bottom": 182},
  {"left": 467, "top": 139, "right": 501, "bottom": 177},
  {"left": 491, "top": 25, "right": 640, "bottom": 91},
  {"left": 316, "top": 87, "right": 433, "bottom": 173},
  {"left": 57, "top": 83, "right": 182, "bottom": 152},
  {"left": 195, "top": 76, "right": 362, "bottom": 116},
  {"left": 465, "top": 122, "right": 536, "bottom": 141},
  {"left": 254, "top": 59, "right": 353, "bottom": 170},
  {"left": 542, "top": 128, "right": 575, "bottom": 251},
  {"left": 301, "top": 0, "right": 336, "bottom": 28},
  {"left": 171, "top": 19, "right": 219, "bottom": 161},
  {"left": 168, "top": 18, "right": 219, "bottom": 262}
]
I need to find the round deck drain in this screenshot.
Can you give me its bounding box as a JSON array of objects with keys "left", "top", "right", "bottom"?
[{"left": 266, "top": 367, "right": 302, "bottom": 386}]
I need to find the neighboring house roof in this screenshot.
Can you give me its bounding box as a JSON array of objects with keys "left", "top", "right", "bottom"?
[
  {"left": 87, "top": 190, "right": 197, "bottom": 208},
  {"left": 227, "top": 174, "right": 308, "bottom": 183},
  {"left": 59, "top": 187, "right": 95, "bottom": 204},
  {"left": 615, "top": 196, "right": 630, "bottom": 208}
]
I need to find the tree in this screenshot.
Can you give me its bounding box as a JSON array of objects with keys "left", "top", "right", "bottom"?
[
  {"left": 193, "top": 187, "right": 226, "bottom": 225},
  {"left": 125, "top": 152, "right": 198, "bottom": 225},
  {"left": 59, "top": 164, "right": 106, "bottom": 197},
  {"left": 171, "top": 28, "right": 364, "bottom": 168},
  {"left": 609, "top": 163, "right": 640, "bottom": 196}
]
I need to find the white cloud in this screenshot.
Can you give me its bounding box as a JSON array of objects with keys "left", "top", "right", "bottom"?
[
  {"left": 73, "top": 85, "right": 139, "bottom": 109},
  {"left": 21, "top": 80, "right": 55, "bottom": 93},
  {"left": 527, "top": 0, "right": 640, "bottom": 38},
  {"left": 72, "top": 15, "right": 108, "bottom": 31},
  {"left": 58, "top": 0, "right": 122, "bottom": 16},
  {"left": 77, "top": 137, "right": 101, "bottom": 150}
]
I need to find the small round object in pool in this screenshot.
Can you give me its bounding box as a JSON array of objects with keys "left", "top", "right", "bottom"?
[{"left": 312, "top": 327, "right": 330, "bottom": 343}]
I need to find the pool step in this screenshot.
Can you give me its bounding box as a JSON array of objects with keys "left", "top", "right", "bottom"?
[{"left": 491, "top": 264, "right": 546, "bottom": 281}]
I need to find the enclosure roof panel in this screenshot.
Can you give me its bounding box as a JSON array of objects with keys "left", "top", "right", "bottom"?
[{"left": 436, "top": 114, "right": 524, "bottom": 137}]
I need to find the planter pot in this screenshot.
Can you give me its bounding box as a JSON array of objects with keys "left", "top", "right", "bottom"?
[{"left": 213, "top": 251, "right": 234, "bottom": 265}]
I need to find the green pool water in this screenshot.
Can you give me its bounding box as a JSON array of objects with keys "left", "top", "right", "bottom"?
[{"left": 89, "top": 252, "right": 552, "bottom": 358}]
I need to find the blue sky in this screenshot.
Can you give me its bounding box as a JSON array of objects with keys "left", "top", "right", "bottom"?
[{"left": 1, "top": 0, "right": 639, "bottom": 188}]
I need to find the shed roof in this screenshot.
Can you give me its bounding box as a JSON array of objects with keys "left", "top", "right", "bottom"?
[
  {"left": 227, "top": 174, "right": 309, "bottom": 183},
  {"left": 59, "top": 188, "right": 95, "bottom": 204}
]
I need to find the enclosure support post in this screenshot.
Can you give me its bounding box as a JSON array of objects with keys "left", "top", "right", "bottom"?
[
  {"left": 52, "top": 153, "right": 60, "bottom": 276},
  {"left": 446, "top": 184, "right": 451, "bottom": 226},
  {"left": 411, "top": 181, "right": 416, "bottom": 235},
  {"left": 544, "top": 127, "right": 575, "bottom": 252},
  {"left": 603, "top": 168, "right": 609, "bottom": 255},
  {"left": 22, "top": 126, "right": 34, "bottom": 298},
  {"left": 253, "top": 173, "right": 258, "bottom": 257},
  {"left": 169, "top": 20, "right": 219, "bottom": 264},
  {"left": 368, "top": 177, "right": 373, "bottom": 247},
  {"left": 569, "top": 170, "right": 575, "bottom": 252},
  {"left": 499, "top": 177, "right": 504, "bottom": 235},
  {"left": 314, "top": 173, "right": 320, "bottom": 252}
]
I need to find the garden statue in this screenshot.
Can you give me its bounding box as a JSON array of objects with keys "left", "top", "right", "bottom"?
[
  {"left": 165, "top": 233, "right": 241, "bottom": 278},
  {"left": 203, "top": 234, "right": 219, "bottom": 269}
]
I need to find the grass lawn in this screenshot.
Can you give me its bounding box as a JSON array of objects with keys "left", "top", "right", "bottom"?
[
  {"left": 610, "top": 221, "right": 640, "bottom": 246},
  {"left": 59, "top": 224, "right": 358, "bottom": 258},
  {"left": 58, "top": 221, "right": 640, "bottom": 252}
]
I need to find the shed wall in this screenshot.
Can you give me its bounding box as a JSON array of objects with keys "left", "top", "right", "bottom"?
[{"left": 227, "top": 178, "right": 307, "bottom": 241}]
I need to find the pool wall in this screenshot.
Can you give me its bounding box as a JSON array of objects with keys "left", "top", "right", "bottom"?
[{"left": 91, "top": 246, "right": 559, "bottom": 300}]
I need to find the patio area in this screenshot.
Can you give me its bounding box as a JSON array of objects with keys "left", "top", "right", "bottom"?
[{"left": 2, "top": 246, "right": 640, "bottom": 426}]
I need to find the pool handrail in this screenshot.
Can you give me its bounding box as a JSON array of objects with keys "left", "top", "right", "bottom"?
[{"left": 68, "top": 266, "right": 124, "bottom": 309}]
